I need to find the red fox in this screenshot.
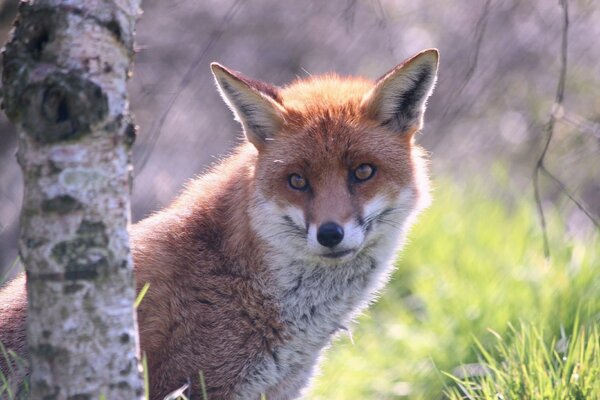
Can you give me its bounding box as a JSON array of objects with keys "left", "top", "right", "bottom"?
[{"left": 1, "top": 49, "right": 439, "bottom": 399}]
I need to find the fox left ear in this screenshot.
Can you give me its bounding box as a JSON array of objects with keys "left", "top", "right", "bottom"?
[
  {"left": 362, "top": 49, "right": 439, "bottom": 135},
  {"left": 211, "top": 63, "right": 285, "bottom": 150}
]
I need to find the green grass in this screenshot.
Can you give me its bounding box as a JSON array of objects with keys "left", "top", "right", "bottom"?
[
  {"left": 445, "top": 321, "right": 600, "bottom": 400},
  {"left": 0, "top": 341, "right": 28, "bottom": 400},
  {"left": 1, "top": 257, "right": 29, "bottom": 399},
  {"left": 310, "top": 181, "right": 599, "bottom": 399}
]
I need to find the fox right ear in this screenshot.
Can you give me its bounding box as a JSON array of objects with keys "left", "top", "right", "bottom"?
[
  {"left": 211, "top": 63, "right": 285, "bottom": 150},
  {"left": 362, "top": 49, "right": 439, "bottom": 135}
]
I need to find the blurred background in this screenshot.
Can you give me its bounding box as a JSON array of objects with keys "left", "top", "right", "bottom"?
[{"left": 1, "top": 0, "right": 599, "bottom": 398}]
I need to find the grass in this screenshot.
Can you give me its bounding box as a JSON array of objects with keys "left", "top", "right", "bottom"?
[
  {"left": 2, "top": 179, "right": 599, "bottom": 399},
  {"left": 445, "top": 320, "right": 600, "bottom": 400},
  {"left": 0, "top": 341, "right": 28, "bottom": 399},
  {"left": 310, "top": 180, "right": 599, "bottom": 399}
]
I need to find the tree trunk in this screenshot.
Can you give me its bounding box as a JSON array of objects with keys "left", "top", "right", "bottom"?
[{"left": 1, "top": 0, "right": 144, "bottom": 398}]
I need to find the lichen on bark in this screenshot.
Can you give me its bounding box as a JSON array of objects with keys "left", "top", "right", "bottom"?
[{"left": 1, "top": 0, "right": 145, "bottom": 398}]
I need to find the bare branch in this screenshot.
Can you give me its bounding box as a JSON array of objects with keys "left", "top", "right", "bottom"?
[
  {"left": 440, "top": 0, "right": 492, "bottom": 119},
  {"left": 555, "top": 107, "right": 600, "bottom": 139},
  {"left": 343, "top": 0, "right": 358, "bottom": 32},
  {"left": 541, "top": 165, "right": 600, "bottom": 229},
  {"left": 372, "top": 0, "right": 396, "bottom": 59},
  {"left": 533, "top": 0, "right": 569, "bottom": 258},
  {"left": 533, "top": 169, "right": 550, "bottom": 257},
  {"left": 136, "top": 0, "right": 246, "bottom": 173}
]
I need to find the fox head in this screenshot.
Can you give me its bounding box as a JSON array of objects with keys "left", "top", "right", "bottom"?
[{"left": 211, "top": 50, "right": 438, "bottom": 264}]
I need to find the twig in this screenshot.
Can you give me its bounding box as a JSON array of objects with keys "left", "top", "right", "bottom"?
[
  {"left": 532, "top": 0, "right": 569, "bottom": 258},
  {"left": 555, "top": 108, "right": 600, "bottom": 139},
  {"left": 373, "top": 0, "right": 396, "bottom": 59},
  {"left": 342, "top": 0, "right": 358, "bottom": 32},
  {"left": 440, "top": 0, "right": 492, "bottom": 119},
  {"left": 541, "top": 165, "right": 600, "bottom": 229},
  {"left": 136, "top": 0, "right": 246, "bottom": 173}
]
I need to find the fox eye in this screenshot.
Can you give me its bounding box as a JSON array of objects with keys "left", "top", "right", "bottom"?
[
  {"left": 353, "top": 164, "right": 376, "bottom": 182},
  {"left": 288, "top": 174, "right": 308, "bottom": 191}
]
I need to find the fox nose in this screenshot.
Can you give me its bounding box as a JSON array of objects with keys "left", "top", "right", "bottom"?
[{"left": 317, "top": 222, "right": 344, "bottom": 248}]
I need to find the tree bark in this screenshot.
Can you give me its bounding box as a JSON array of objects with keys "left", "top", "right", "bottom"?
[{"left": 1, "top": 0, "right": 144, "bottom": 398}]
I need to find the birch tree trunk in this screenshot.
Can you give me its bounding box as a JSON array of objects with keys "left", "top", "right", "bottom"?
[{"left": 1, "top": 0, "right": 144, "bottom": 398}]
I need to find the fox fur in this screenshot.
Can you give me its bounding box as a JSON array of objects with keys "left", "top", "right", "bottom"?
[{"left": 0, "top": 49, "right": 439, "bottom": 399}]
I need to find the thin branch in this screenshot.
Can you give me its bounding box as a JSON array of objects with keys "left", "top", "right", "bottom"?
[
  {"left": 541, "top": 165, "right": 600, "bottom": 229},
  {"left": 456, "top": 0, "right": 492, "bottom": 95},
  {"left": 373, "top": 0, "right": 396, "bottom": 59},
  {"left": 440, "top": 0, "right": 492, "bottom": 119},
  {"left": 556, "top": 108, "right": 600, "bottom": 139},
  {"left": 533, "top": 0, "right": 569, "bottom": 258},
  {"left": 0, "top": 0, "right": 17, "bottom": 25},
  {"left": 533, "top": 170, "right": 550, "bottom": 257},
  {"left": 136, "top": 0, "right": 245, "bottom": 173},
  {"left": 342, "top": 0, "right": 358, "bottom": 32}
]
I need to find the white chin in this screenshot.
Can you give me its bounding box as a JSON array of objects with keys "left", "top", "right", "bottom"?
[{"left": 316, "top": 248, "right": 357, "bottom": 262}]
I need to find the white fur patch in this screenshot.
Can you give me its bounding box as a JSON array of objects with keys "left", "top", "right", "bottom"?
[
  {"left": 363, "top": 193, "right": 389, "bottom": 220},
  {"left": 284, "top": 205, "right": 306, "bottom": 230}
]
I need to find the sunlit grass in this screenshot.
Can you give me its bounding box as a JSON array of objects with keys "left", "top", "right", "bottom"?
[
  {"left": 0, "top": 258, "right": 20, "bottom": 287},
  {"left": 0, "top": 341, "right": 28, "bottom": 400},
  {"left": 445, "top": 321, "right": 600, "bottom": 400},
  {"left": 311, "top": 181, "right": 599, "bottom": 399},
  {"left": 1, "top": 273, "right": 28, "bottom": 400}
]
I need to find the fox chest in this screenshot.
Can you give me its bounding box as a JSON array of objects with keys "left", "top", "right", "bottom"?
[{"left": 236, "top": 256, "right": 381, "bottom": 399}]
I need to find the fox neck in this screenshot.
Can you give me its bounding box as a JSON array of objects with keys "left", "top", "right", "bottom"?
[{"left": 273, "top": 252, "right": 389, "bottom": 339}]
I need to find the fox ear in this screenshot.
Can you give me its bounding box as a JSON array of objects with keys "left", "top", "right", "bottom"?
[
  {"left": 362, "top": 49, "right": 439, "bottom": 135},
  {"left": 211, "top": 63, "right": 285, "bottom": 149}
]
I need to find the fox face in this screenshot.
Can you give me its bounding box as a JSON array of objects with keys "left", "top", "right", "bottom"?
[
  {"left": 212, "top": 50, "right": 438, "bottom": 266},
  {"left": 250, "top": 115, "right": 420, "bottom": 265}
]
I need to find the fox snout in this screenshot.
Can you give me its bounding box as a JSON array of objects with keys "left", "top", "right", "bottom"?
[
  {"left": 316, "top": 222, "right": 344, "bottom": 247},
  {"left": 312, "top": 220, "right": 363, "bottom": 260},
  {"left": 306, "top": 215, "right": 367, "bottom": 260}
]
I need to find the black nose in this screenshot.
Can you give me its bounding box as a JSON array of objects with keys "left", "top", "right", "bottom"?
[{"left": 317, "top": 222, "right": 344, "bottom": 248}]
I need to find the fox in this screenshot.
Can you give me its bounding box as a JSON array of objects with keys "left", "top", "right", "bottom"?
[{"left": 0, "top": 48, "right": 439, "bottom": 399}]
